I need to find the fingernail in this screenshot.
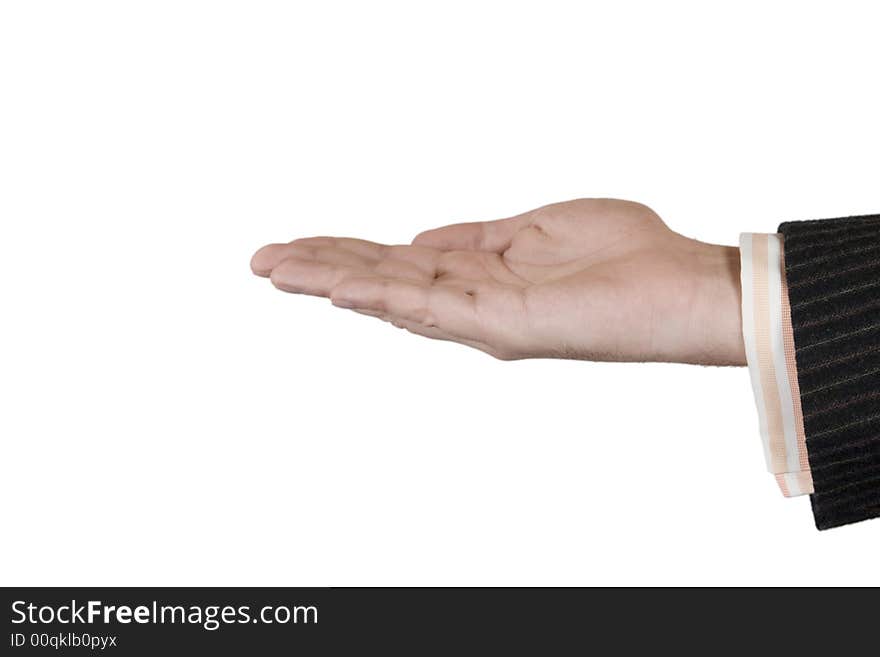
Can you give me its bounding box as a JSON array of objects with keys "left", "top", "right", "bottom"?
[{"left": 332, "top": 298, "right": 356, "bottom": 309}]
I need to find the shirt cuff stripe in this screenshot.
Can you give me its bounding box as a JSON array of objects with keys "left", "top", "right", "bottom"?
[{"left": 740, "top": 233, "right": 814, "bottom": 497}]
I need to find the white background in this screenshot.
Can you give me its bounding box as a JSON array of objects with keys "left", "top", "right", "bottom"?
[{"left": 2, "top": 1, "right": 878, "bottom": 586}]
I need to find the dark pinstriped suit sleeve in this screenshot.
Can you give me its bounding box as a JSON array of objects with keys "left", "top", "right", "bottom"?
[{"left": 779, "top": 214, "right": 880, "bottom": 529}]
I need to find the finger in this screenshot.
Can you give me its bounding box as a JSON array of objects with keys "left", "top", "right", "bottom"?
[
  {"left": 351, "top": 308, "right": 385, "bottom": 318},
  {"left": 269, "top": 256, "right": 356, "bottom": 296},
  {"left": 251, "top": 242, "right": 299, "bottom": 277},
  {"left": 383, "top": 245, "right": 443, "bottom": 276},
  {"left": 330, "top": 246, "right": 489, "bottom": 281},
  {"left": 306, "top": 245, "right": 375, "bottom": 270},
  {"left": 349, "top": 309, "right": 505, "bottom": 358},
  {"left": 373, "top": 257, "right": 433, "bottom": 282},
  {"left": 285, "top": 242, "right": 455, "bottom": 281},
  {"left": 291, "top": 245, "right": 432, "bottom": 284},
  {"left": 264, "top": 247, "right": 438, "bottom": 295},
  {"left": 412, "top": 213, "right": 532, "bottom": 253},
  {"left": 329, "top": 276, "right": 484, "bottom": 341},
  {"left": 251, "top": 237, "right": 389, "bottom": 277},
  {"left": 304, "top": 237, "right": 388, "bottom": 260},
  {"left": 286, "top": 242, "right": 435, "bottom": 284},
  {"left": 389, "top": 318, "right": 506, "bottom": 358}
]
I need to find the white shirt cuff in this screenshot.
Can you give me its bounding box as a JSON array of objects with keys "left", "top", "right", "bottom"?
[{"left": 739, "top": 233, "right": 814, "bottom": 497}]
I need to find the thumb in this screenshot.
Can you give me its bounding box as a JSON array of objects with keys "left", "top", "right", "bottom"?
[{"left": 412, "top": 215, "right": 530, "bottom": 253}]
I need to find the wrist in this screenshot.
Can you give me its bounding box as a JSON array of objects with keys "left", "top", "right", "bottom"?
[{"left": 691, "top": 244, "right": 746, "bottom": 366}]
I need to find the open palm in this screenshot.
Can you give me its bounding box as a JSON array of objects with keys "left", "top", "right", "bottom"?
[{"left": 251, "top": 199, "right": 744, "bottom": 365}]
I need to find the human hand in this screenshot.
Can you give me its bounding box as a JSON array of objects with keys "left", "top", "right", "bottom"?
[{"left": 251, "top": 199, "right": 745, "bottom": 365}]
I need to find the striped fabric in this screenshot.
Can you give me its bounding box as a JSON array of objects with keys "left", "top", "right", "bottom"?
[
  {"left": 740, "top": 233, "right": 813, "bottom": 497},
  {"left": 779, "top": 214, "right": 880, "bottom": 529}
]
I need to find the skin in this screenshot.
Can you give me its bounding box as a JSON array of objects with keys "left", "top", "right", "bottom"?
[{"left": 251, "top": 198, "right": 746, "bottom": 365}]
